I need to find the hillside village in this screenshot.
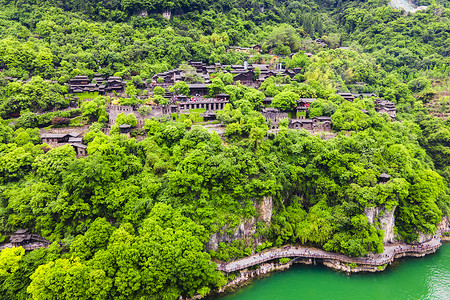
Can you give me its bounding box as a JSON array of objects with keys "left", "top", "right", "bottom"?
[{"left": 38, "top": 57, "right": 397, "bottom": 157}]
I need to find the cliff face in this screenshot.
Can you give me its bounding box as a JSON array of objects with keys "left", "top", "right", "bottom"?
[
  {"left": 364, "top": 206, "right": 397, "bottom": 244},
  {"left": 207, "top": 196, "right": 273, "bottom": 251}
]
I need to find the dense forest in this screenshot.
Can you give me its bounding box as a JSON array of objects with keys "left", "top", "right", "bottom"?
[{"left": 0, "top": 0, "right": 449, "bottom": 299}]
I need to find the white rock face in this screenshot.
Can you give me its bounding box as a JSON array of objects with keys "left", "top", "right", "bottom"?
[
  {"left": 380, "top": 207, "right": 396, "bottom": 243},
  {"left": 416, "top": 231, "right": 432, "bottom": 243},
  {"left": 258, "top": 196, "right": 273, "bottom": 224},
  {"left": 364, "top": 206, "right": 397, "bottom": 244},
  {"left": 206, "top": 196, "right": 273, "bottom": 250}
]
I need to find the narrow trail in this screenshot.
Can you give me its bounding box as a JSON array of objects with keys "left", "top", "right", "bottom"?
[{"left": 217, "top": 229, "right": 447, "bottom": 273}]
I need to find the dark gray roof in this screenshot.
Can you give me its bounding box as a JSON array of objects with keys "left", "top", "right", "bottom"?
[
  {"left": 68, "top": 137, "right": 83, "bottom": 143},
  {"left": 41, "top": 133, "right": 69, "bottom": 139},
  {"left": 70, "top": 143, "right": 87, "bottom": 149},
  {"left": 188, "top": 84, "right": 208, "bottom": 88},
  {"left": 68, "top": 132, "right": 80, "bottom": 137},
  {"left": 314, "top": 116, "right": 332, "bottom": 121},
  {"left": 291, "top": 119, "right": 313, "bottom": 123}
]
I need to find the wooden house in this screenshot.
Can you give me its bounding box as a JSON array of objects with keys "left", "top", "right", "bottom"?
[
  {"left": 251, "top": 44, "right": 262, "bottom": 52},
  {"left": 188, "top": 84, "right": 208, "bottom": 96},
  {"left": 187, "top": 61, "right": 206, "bottom": 73},
  {"left": 297, "top": 98, "right": 316, "bottom": 111},
  {"left": 106, "top": 77, "right": 126, "bottom": 93},
  {"left": 374, "top": 99, "right": 396, "bottom": 120},
  {"left": 41, "top": 133, "right": 71, "bottom": 145},
  {"left": 233, "top": 71, "right": 255, "bottom": 85},
  {"left": 69, "top": 76, "right": 90, "bottom": 92},
  {"left": 9, "top": 229, "right": 48, "bottom": 247},
  {"left": 69, "top": 75, "right": 89, "bottom": 86},
  {"left": 337, "top": 93, "right": 356, "bottom": 102}
]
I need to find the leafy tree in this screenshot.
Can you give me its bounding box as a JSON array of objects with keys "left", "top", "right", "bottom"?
[
  {"left": 153, "top": 86, "right": 165, "bottom": 96},
  {"left": 169, "top": 81, "right": 190, "bottom": 96},
  {"left": 208, "top": 78, "right": 225, "bottom": 97},
  {"left": 138, "top": 105, "right": 152, "bottom": 116},
  {"left": 272, "top": 91, "right": 299, "bottom": 111}
]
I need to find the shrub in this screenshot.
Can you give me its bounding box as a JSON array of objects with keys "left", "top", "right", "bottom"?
[{"left": 279, "top": 258, "right": 290, "bottom": 264}]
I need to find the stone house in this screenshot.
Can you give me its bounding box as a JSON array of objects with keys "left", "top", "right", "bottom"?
[{"left": 261, "top": 108, "right": 288, "bottom": 130}]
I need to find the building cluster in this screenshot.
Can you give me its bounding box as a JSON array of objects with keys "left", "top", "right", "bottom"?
[
  {"left": 374, "top": 99, "right": 396, "bottom": 120},
  {"left": 40, "top": 51, "right": 397, "bottom": 158},
  {"left": 69, "top": 75, "right": 127, "bottom": 94},
  {"left": 152, "top": 60, "right": 301, "bottom": 90},
  {"left": 7, "top": 229, "right": 49, "bottom": 248},
  {"left": 261, "top": 107, "right": 332, "bottom": 132},
  {"left": 337, "top": 93, "right": 397, "bottom": 120}
]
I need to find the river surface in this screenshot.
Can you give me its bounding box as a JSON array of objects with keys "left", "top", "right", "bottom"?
[{"left": 218, "top": 243, "right": 449, "bottom": 300}]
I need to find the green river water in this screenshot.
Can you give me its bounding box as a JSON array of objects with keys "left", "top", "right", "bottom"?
[{"left": 218, "top": 243, "right": 449, "bottom": 300}]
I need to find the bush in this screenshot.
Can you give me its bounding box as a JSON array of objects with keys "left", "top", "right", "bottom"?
[
  {"left": 255, "top": 241, "right": 273, "bottom": 253},
  {"left": 279, "top": 258, "right": 290, "bottom": 264},
  {"left": 138, "top": 105, "right": 152, "bottom": 116},
  {"left": 348, "top": 263, "right": 357, "bottom": 269}
]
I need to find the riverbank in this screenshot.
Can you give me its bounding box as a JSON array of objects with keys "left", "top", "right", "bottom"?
[
  {"left": 215, "top": 228, "right": 449, "bottom": 295},
  {"left": 218, "top": 243, "right": 450, "bottom": 300}
]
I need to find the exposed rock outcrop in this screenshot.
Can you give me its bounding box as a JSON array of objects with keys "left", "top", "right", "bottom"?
[
  {"left": 207, "top": 196, "right": 273, "bottom": 251},
  {"left": 364, "top": 206, "right": 396, "bottom": 244},
  {"left": 219, "top": 261, "right": 291, "bottom": 294},
  {"left": 416, "top": 231, "right": 433, "bottom": 243},
  {"left": 257, "top": 196, "right": 273, "bottom": 224}
]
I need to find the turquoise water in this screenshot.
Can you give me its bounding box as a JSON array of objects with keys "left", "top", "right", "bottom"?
[{"left": 219, "top": 244, "right": 450, "bottom": 300}]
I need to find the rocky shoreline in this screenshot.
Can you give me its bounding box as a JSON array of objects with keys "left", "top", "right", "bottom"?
[{"left": 213, "top": 230, "right": 449, "bottom": 297}]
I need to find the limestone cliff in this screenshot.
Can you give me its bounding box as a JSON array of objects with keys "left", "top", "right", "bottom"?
[
  {"left": 364, "top": 206, "right": 397, "bottom": 244},
  {"left": 207, "top": 196, "right": 273, "bottom": 251}
]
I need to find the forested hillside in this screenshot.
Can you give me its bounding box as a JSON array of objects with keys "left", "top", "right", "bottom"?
[{"left": 0, "top": 0, "right": 449, "bottom": 299}]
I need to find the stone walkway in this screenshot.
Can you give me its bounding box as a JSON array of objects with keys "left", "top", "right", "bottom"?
[{"left": 217, "top": 230, "right": 446, "bottom": 273}]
